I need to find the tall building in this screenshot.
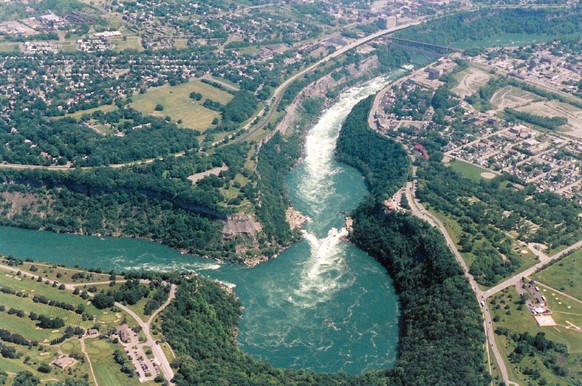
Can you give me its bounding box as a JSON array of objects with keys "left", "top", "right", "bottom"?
[{"left": 377, "top": 15, "right": 397, "bottom": 29}]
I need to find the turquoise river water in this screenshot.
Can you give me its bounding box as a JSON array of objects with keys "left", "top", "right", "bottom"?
[{"left": 0, "top": 75, "right": 400, "bottom": 375}]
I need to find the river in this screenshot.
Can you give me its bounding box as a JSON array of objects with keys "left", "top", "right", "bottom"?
[{"left": 0, "top": 75, "right": 400, "bottom": 375}]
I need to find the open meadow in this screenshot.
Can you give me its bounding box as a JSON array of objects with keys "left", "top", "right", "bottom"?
[
  {"left": 0, "top": 261, "right": 148, "bottom": 385},
  {"left": 490, "top": 286, "right": 581, "bottom": 385},
  {"left": 533, "top": 249, "right": 582, "bottom": 301},
  {"left": 130, "top": 80, "right": 233, "bottom": 131}
]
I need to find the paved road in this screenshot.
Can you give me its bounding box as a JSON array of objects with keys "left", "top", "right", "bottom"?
[
  {"left": 115, "top": 284, "right": 177, "bottom": 384},
  {"left": 405, "top": 169, "right": 582, "bottom": 386},
  {"left": 233, "top": 18, "right": 427, "bottom": 144},
  {"left": 404, "top": 169, "right": 516, "bottom": 386},
  {"left": 484, "top": 239, "right": 582, "bottom": 299},
  {"left": 0, "top": 262, "right": 177, "bottom": 384},
  {"left": 0, "top": 20, "right": 428, "bottom": 170}
]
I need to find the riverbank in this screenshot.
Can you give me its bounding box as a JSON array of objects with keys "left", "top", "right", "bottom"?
[{"left": 336, "top": 96, "right": 489, "bottom": 385}]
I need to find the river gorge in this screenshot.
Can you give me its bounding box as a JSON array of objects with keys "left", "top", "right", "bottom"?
[{"left": 0, "top": 75, "right": 401, "bottom": 375}]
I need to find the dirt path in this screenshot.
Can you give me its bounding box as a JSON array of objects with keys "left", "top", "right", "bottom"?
[
  {"left": 80, "top": 337, "right": 99, "bottom": 386},
  {"left": 0, "top": 262, "right": 176, "bottom": 385}
]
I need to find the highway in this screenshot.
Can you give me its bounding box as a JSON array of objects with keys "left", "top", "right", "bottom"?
[{"left": 233, "top": 18, "right": 427, "bottom": 144}]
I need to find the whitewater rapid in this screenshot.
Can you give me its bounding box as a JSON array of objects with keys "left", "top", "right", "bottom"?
[
  {"left": 294, "top": 76, "right": 394, "bottom": 308},
  {"left": 0, "top": 73, "right": 401, "bottom": 374}
]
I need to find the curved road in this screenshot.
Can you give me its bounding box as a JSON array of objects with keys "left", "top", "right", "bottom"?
[
  {"left": 403, "top": 174, "right": 515, "bottom": 385},
  {"left": 405, "top": 167, "right": 581, "bottom": 386},
  {"left": 0, "top": 20, "right": 426, "bottom": 172},
  {"left": 0, "top": 262, "right": 177, "bottom": 385},
  {"left": 233, "top": 18, "right": 427, "bottom": 144},
  {"left": 114, "top": 285, "right": 177, "bottom": 385}
]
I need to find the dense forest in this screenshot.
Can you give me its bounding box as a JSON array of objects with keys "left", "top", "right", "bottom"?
[
  {"left": 335, "top": 96, "right": 410, "bottom": 199},
  {"left": 0, "top": 109, "right": 199, "bottom": 167},
  {"left": 255, "top": 132, "right": 303, "bottom": 250},
  {"left": 504, "top": 108, "right": 568, "bottom": 130},
  {"left": 398, "top": 8, "right": 582, "bottom": 46},
  {"left": 336, "top": 98, "right": 488, "bottom": 384},
  {"left": 160, "top": 86, "right": 488, "bottom": 386},
  {"left": 163, "top": 278, "right": 370, "bottom": 385},
  {"left": 0, "top": 148, "right": 252, "bottom": 259}
]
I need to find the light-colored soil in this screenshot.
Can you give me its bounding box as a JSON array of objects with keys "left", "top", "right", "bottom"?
[
  {"left": 481, "top": 172, "right": 496, "bottom": 179},
  {"left": 0, "top": 191, "right": 41, "bottom": 218},
  {"left": 454, "top": 67, "right": 492, "bottom": 98},
  {"left": 516, "top": 101, "right": 582, "bottom": 138},
  {"left": 188, "top": 165, "right": 228, "bottom": 184},
  {"left": 490, "top": 86, "right": 541, "bottom": 111},
  {"left": 286, "top": 206, "right": 308, "bottom": 230},
  {"left": 222, "top": 213, "right": 262, "bottom": 235}
]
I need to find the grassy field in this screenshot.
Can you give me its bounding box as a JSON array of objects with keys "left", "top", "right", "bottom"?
[
  {"left": 0, "top": 336, "right": 91, "bottom": 384},
  {"left": 0, "top": 42, "right": 19, "bottom": 52},
  {"left": 0, "top": 261, "right": 174, "bottom": 385},
  {"left": 427, "top": 205, "right": 537, "bottom": 286},
  {"left": 64, "top": 104, "right": 118, "bottom": 120},
  {"left": 533, "top": 249, "right": 582, "bottom": 301},
  {"left": 130, "top": 81, "right": 233, "bottom": 131},
  {"left": 17, "top": 260, "right": 112, "bottom": 284},
  {"left": 115, "top": 37, "right": 143, "bottom": 51},
  {"left": 85, "top": 338, "right": 142, "bottom": 386},
  {"left": 490, "top": 286, "right": 582, "bottom": 385},
  {"left": 448, "top": 159, "right": 491, "bottom": 182},
  {"left": 0, "top": 267, "right": 124, "bottom": 329}
]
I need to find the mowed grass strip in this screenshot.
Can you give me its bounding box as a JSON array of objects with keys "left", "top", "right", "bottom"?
[
  {"left": 17, "top": 261, "right": 112, "bottom": 284},
  {"left": 0, "top": 291, "right": 83, "bottom": 326},
  {"left": 0, "top": 312, "right": 54, "bottom": 342},
  {"left": 85, "top": 338, "right": 141, "bottom": 386},
  {"left": 130, "top": 81, "right": 233, "bottom": 131},
  {"left": 533, "top": 249, "right": 582, "bottom": 301},
  {"left": 0, "top": 269, "right": 121, "bottom": 327}
]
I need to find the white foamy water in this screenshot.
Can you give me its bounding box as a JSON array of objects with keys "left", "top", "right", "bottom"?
[
  {"left": 300, "top": 76, "right": 391, "bottom": 218},
  {"left": 296, "top": 76, "right": 393, "bottom": 306}
]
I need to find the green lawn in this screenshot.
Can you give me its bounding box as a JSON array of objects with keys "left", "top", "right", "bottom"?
[
  {"left": 0, "top": 267, "right": 126, "bottom": 328},
  {"left": 533, "top": 249, "right": 582, "bottom": 301},
  {"left": 64, "top": 104, "right": 118, "bottom": 120},
  {"left": 115, "top": 37, "right": 143, "bottom": 51},
  {"left": 17, "top": 261, "right": 112, "bottom": 284},
  {"left": 130, "top": 81, "right": 233, "bottom": 131},
  {"left": 448, "top": 159, "right": 491, "bottom": 182},
  {"left": 85, "top": 338, "right": 141, "bottom": 386},
  {"left": 0, "top": 339, "right": 89, "bottom": 384},
  {"left": 125, "top": 296, "right": 151, "bottom": 323},
  {"left": 0, "top": 312, "right": 54, "bottom": 342},
  {"left": 490, "top": 287, "right": 582, "bottom": 385},
  {"left": 0, "top": 42, "right": 19, "bottom": 53}
]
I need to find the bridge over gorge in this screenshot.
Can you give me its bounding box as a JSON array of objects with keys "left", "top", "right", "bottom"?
[{"left": 386, "top": 36, "right": 464, "bottom": 55}]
